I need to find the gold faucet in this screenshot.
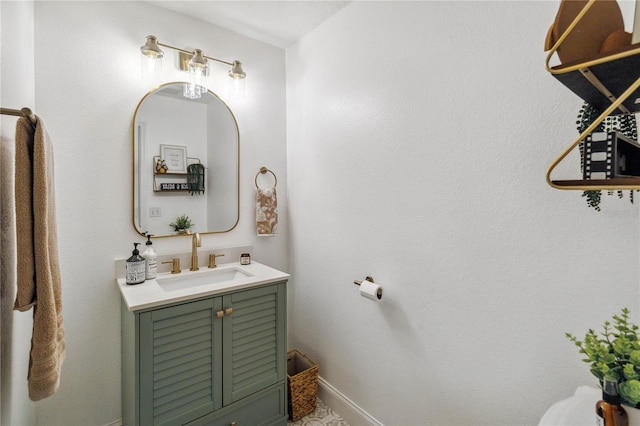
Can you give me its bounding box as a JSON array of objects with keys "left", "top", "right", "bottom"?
[
  {"left": 161, "top": 258, "right": 182, "bottom": 274},
  {"left": 208, "top": 253, "right": 225, "bottom": 268},
  {"left": 190, "top": 232, "right": 201, "bottom": 271}
]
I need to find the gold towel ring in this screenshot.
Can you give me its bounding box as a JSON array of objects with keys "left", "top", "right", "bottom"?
[{"left": 255, "top": 166, "right": 277, "bottom": 189}]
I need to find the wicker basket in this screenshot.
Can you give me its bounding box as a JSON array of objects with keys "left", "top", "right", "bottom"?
[{"left": 287, "top": 350, "right": 319, "bottom": 421}]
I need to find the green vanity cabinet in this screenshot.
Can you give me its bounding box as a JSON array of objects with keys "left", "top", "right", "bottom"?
[{"left": 121, "top": 281, "right": 288, "bottom": 426}]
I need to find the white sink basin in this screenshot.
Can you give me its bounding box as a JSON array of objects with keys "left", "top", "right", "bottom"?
[
  {"left": 157, "top": 267, "right": 252, "bottom": 292},
  {"left": 117, "top": 261, "right": 290, "bottom": 312}
]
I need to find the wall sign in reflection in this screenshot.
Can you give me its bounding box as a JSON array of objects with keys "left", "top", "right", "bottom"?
[{"left": 159, "top": 183, "right": 190, "bottom": 191}]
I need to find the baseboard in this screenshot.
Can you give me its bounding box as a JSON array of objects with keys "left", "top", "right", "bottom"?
[
  {"left": 103, "top": 419, "right": 122, "bottom": 426},
  {"left": 317, "top": 376, "right": 384, "bottom": 426}
]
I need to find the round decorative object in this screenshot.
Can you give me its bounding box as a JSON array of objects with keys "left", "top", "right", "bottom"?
[
  {"left": 600, "top": 29, "right": 632, "bottom": 54},
  {"left": 155, "top": 158, "right": 168, "bottom": 174},
  {"left": 548, "top": 0, "right": 624, "bottom": 64}
]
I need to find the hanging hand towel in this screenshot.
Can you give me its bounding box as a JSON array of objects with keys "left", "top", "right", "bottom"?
[
  {"left": 14, "top": 115, "right": 66, "bottom": 401},
  {"left": 256, "top": 187, "right": 278, "bottom": 236},
  {"left": 187, "top": 163, "right": 205, "bottom": 195}
]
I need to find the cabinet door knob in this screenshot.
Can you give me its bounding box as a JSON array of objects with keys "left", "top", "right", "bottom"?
[
  {"left": 215, "top": 310, "right": 225, "bottom": 318},
  {"left": 224, "top": 307, "right": 233, "bottom": 316},
  {"left": 230, "top": 422, "right": 237, "bottom": 426}
]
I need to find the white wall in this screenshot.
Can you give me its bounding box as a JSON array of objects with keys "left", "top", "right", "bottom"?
[
  {"left": 25, "top": 2, "right": 287, "bottom": 424},
  {"left": 287, "top": 2, "right": 639, "bottom": 425},
  {"left": 1, "top": 1, "right": 37, "bottom": 425},
  {"left": 6, "top": 1, "right": 638, "bottom": 424}
]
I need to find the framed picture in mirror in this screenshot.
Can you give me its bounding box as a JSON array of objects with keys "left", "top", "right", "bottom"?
[{"left": 160, "top": 144, "right": 187, "bottom": 173}]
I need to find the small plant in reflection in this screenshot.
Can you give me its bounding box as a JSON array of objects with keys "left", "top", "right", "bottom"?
[{"left": 170, "top": 214, "right": 194, "bottom": 234}]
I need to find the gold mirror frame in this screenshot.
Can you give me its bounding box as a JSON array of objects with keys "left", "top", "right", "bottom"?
[{"left": 131, "top": 82, "right": 240, "bottom": 237}]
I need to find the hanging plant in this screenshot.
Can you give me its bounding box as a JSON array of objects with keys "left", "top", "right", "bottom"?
[{"left": 576, "top": 102, "right": 638, "bottom": 211}]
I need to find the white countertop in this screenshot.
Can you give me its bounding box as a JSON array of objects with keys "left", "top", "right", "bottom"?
[{"left": 117, "top": 261, "right": 290, "bottom": 312}]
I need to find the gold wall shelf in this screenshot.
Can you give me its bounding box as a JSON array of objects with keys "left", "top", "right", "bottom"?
[{"left": 545, "top": 0, "right": 640, "bottom": 190}]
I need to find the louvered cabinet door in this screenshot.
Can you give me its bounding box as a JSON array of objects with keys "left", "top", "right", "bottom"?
[
  {"left": 139, "top": 297, "right": 223, "bottom": 426},
  {"left": 222, "top": 282, "right": 286, "bottom": 406}
]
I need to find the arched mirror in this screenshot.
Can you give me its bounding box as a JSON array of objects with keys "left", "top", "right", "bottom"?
[{"left": 132, "top": 82, "right": 239, "bottom": 237}]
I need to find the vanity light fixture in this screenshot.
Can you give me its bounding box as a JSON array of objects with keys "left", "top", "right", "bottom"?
[
  {"left": 139, "top": 34, "right": 246, "bottom": 99},
  {"left": 183, "top": 49, "right": 209, "bottom": 99},
  {"left": 140, "top": 35, "right": 163, "bottom": 83},
  {"left": 140, "top": 35, "right": 164, "bottom": 58},
  {"left": 229, "top": 60, "right": 246, "bottom": 79},
  {"left": 227, "top": 60, "right": 246, "bottom": 99}
]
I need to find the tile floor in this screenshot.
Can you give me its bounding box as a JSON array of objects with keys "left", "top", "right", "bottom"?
[{"left": 287, "top": 398, "right": 349, "bottom": 426}]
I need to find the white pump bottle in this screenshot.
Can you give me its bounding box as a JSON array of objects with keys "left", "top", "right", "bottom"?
[{"left": 142, "top": 233, "right": 158, "bottom": 280}]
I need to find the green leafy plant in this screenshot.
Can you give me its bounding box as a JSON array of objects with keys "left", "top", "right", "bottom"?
[
  {"left": 577, "top": 102, "right": 638, "bottom": 211},
  {"left": 567, "top": 308, "right": 640, "bottom": 407},
  {"left": 169, "top": 214, "right": 194, "bottom": 233}
]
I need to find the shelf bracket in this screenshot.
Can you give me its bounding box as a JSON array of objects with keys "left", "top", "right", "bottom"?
[{"left": 578, "top": 67, "right": 631, "bottom": 114}]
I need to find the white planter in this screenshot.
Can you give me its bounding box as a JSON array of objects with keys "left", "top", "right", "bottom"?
[{"left": 623, "top": 404, "right": 640, "bottom": 426}]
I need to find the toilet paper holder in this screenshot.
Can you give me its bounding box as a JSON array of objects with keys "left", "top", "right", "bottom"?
[
  {"left": 354, "top": 275, "right": 383, "bottom": 300},
  {"left": 354, "top": 276, "right": 375, "bottom": 286}
]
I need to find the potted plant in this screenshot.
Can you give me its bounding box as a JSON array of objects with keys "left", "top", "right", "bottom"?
[
  {"left": 169, "top": 214, "right": 194, "bottom": 234},
  {"left": 567, "top": 308, "right": 640, "bottom": 408}
]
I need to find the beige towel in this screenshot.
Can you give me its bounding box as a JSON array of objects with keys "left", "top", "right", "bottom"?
[
  {"left": 256, "top": 187, "right": 278, "bottom": 236},
  {"left": 14, "top": 116, "right": 65, "bottom": 401}
]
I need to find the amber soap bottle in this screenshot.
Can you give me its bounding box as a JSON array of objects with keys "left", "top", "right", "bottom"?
[{"left": 596, "top": 378, "right": 628, "bottom": 426}]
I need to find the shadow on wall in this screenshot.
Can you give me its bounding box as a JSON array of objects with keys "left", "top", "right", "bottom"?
[{"left": 379, "top": 296, "right": 426, "bottom": 358}]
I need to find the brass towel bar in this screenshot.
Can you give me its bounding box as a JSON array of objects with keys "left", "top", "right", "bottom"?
[{"left": 1, "top": 107, "right": 37, "bottom": 126}]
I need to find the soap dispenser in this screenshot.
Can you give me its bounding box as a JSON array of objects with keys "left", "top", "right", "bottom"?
[
  {"left": 596, "top": 378, "right": 628, "bottom": 426},
  {"left": 142, "top": 232, "right": 158, "bottom": 280},
  {"left": 126, "top": 243, "right": 146, "bottom": 285}
]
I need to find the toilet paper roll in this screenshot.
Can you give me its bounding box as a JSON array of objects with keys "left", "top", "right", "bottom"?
[{"left": 360, "top": 279, "right": 383, "bottom": 301}]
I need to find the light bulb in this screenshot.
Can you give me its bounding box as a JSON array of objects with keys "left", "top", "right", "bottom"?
[
  {"left": 183, "top": 50, "right": 208, "bottom": 99},
  {"left": 140, "top": 35, "right": 163, "bottom": 85},
  {"left": 191, "top": 66, "right": 207, "bottom": 91},
  {"left": 141, "top": 54, "right": 162, "bottom": 85},
  {"left": 228, "top": 76, "right": 246, "bottom": 100}
]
